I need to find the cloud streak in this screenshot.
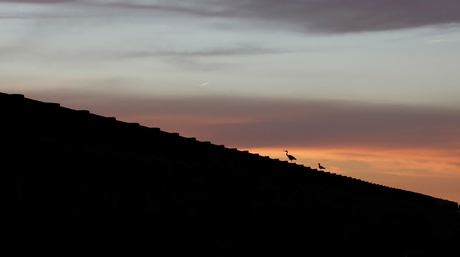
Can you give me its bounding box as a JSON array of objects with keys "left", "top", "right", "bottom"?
[
  {"left": 224, "top": 0, "right": 460, "bottom": 33},
  {"left": 28, "top": 91, "right": 460, "bottom": 152},
  {"left": 3, "top": 0, "right": 459, "bottom": 33},
  {"left": 103, "top": 0, "right": 460, "bottom": 33},
  {"left": 112, "top": 47, "right": 289, "bottom": 59},
  {"left": 0, "top": 0, "right": 76, "bottom": 4},
  {"left": 0, "top": 43, "right": 292, "bottom": 72},
  {"left": 162, "top": 98, "right": 460, "bottom": 151}
]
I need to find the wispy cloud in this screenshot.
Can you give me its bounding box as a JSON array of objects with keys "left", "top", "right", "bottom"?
[
  {"left": 112, "top": 47, "right": 289, "bottom": 59},
  {"left": 27, "top": 92, "right": 460, "bottom": 152},
  {"left": 0, "top": 0, "right": 65, "bottom": 2},
  {"left": 233, "top": 0, "right": 460, "bottom": 33},
  {"left": 103, "top": 0, "right": 460, "bottom": 33},
  {"left": 0, "top": 43, "right": 291, "bottom": 72},
  {"left": 3, "top": 0, "right": 459, "bottom": 33},
  {"left": 0, "top": 0, "right": 76, "bottom": 3},
  {"left": 428, "top": 39, "right": 456, "bottom": 44}
]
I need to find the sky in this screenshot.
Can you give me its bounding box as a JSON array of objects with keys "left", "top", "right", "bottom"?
[{"left": 1, "top": 0, "right": 460, "bottom": 203}]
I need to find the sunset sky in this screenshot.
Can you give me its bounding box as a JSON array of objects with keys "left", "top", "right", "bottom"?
[{"left": 1, "top": 0, "right": 460, "bottom": 202}]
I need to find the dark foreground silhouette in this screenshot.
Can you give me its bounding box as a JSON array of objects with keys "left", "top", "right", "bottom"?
[{"left": 1, "top": 92, "right": 459, "bottom": 256}]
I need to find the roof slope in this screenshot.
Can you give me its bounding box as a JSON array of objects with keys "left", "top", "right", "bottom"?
[{"left": 1, "top": 92, "right": 459, "bottom": 255}]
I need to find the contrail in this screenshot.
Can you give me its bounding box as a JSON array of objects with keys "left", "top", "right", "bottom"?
[
  {"left": 428, "top": 39, "right": 448, "bottom": 43},
  {"left": 181, "top": 81, "right": 210, "bottom": 92},
  {"left": 198, "top": 82, "right": 209, "bottom": 88}
]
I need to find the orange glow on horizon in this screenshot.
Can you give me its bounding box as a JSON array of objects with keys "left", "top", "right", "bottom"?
[
  {"left": 246, "top": 147, "right": 460, "bottom": 173},
  {"left": 245, "top": 146, "right": 460, "bottom": 203},
  {"left": 85, "top": 106, "right": 460, "bottom": 203}
]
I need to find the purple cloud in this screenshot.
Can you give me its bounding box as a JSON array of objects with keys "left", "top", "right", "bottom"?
[
  {"left": 0, "top": 0, "right": 75, "bottom": 3},
  {"left": 161, "top": 98, "right": 460, "bottom": 150},
  {"left": 3, "top": 0, "right": 459, "bottom": 33},
  {"left": 102, "top": 0, "right": 460, "bottom": 33},
  {"left": 224, "top": 0, "right": 460, "bottom": 33},
  {"left": 27, "top": 91, "right": 460, "bottom": 151}
]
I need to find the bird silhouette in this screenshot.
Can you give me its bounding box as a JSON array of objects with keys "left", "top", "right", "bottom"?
[
  {"left": 318, "top": 163, "right": 325, "bottom": 170},
  {"left": 285, "top": 150, "right": 296, "bottom": 162}
]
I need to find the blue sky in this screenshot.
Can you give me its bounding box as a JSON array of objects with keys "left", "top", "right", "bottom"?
[{"left": 1, "top": 0, "right": 460, "bottom": 202}]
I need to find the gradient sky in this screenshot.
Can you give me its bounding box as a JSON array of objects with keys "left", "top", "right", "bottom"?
[{"left": 1, "top": 0, "right": 460, "bottom": 202}]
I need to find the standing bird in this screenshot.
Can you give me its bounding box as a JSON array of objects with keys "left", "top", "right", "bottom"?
[
  {"left": 285, "top": 150, "right": 297, "bottom": 162},
  {"left": 318, "top": 163, "right": 325, "bottom": 170}
]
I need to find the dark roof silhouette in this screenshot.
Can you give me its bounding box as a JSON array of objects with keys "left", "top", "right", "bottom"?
[{"left": 1, "top": 92, "right": 459, "bottom": 255}]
